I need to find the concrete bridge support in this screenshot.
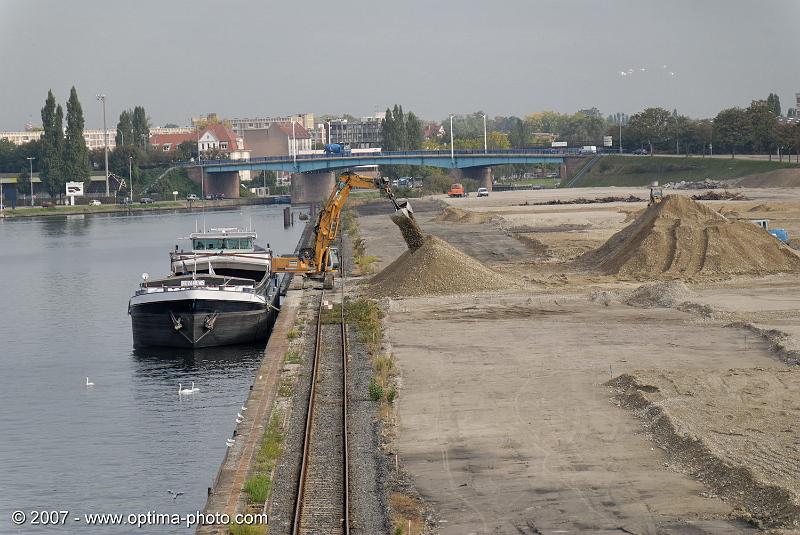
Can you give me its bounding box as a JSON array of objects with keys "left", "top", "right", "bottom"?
[
  {"left": 186, "top": 168, "right": 241, "bottom": 198},
  {"left": 449, "top": 166, "right": 493, "bottom": 191},
  {"left": 291, "top": 171, "right": 335, "bottom": 204}
]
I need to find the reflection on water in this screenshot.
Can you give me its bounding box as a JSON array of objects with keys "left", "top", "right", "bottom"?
[{"left": 0, "top": 205, "right": 305, "bottom": 534}]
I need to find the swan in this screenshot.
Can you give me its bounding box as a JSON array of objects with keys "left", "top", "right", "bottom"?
[
  {"left": 190, "top": 382, "right": 200, "bottom": 393},
  {"left": 237, "top": 412, "right": 244, "bottom": 419},
  {"left": 178, "top": 383, "right": 194, "bottom": 396},
  {"left": 241, "top": 405, "right": 248, "bottom": 411},
  {"left": 85, "top": 377, "right": 95, "bottom": 387}
]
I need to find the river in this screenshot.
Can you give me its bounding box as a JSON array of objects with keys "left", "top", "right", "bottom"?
[{"left": 0, "top": 205, "right": 306, "bottom": 533}]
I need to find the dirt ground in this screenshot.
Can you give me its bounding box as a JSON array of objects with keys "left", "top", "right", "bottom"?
[{"left": 354, "top": 186, "right": 800, "bottom": 534}]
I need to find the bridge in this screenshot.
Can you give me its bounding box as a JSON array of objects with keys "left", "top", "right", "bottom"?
[{"left": 180, "top": 149, "right": 585, "bottom": 203}]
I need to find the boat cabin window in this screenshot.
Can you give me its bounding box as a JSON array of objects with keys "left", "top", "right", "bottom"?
[{"left": 193, "top": 237, "right": 252, "bottom": 250}]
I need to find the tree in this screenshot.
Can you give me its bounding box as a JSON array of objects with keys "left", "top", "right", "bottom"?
[
  {"left": 132, "top": 106, "right": 150, "bottom": 149},
  {"left": 63, "top": 86, "right": 91, "bottom": 184},
  {"left": 713, "top": 107, "right": 751, "bottom": 158},
  {"left": 176, "top": 141, "right": 196, "bottom": 161},
  {"left": 627, "top": 107, "right": 671, "bottom": 155},
  {"left": 748, "top": 100, "right": 778, "bottom": 157},
  {"left": 487, "top": 131, "right": 511, "bottom": 150},
  {"left": 405, "top": 112, "right": 423, "bottom": 150},
  {"left": 787, "top": 108, "right": 796, "bottom": 118},
  {"left": 525, "top": 111, "right": 568, "bottom": 133},
  {"left": 508, "top": 117, "right": 529, "bottom": 148},
  {"left": 40, "top": 90, "right": 65, "bottom": 198},
  {"left": 116, "top": 110, "right": 133, "bottom": 147},
  {"left": 766, "top": 93, "right": 782, "bottom": 116}
]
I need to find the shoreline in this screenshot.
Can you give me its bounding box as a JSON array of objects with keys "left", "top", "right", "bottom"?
[{"left": 0, "top": 196, "right": 290, "bottom": 220}]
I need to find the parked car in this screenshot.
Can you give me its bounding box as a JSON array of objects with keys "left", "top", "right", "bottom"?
[
  {"left": 89, "top": 199, "right": 102, "bottom": 206},
  {"left": 205, "top": 194, "right": 213, "bottom": 200},
  {"left": 186, "top": 194, "right": 199, "bottom": 201},
  {"left": 139, "top": 197, "right": 154, "bottom": 204},
  {"left": 477, "top": 187, "right": 489, "bottom": 197},
  {"left": 632, "top": 148, "right": 649, "bottom": 155},
  {"left": 118, "top": 197, "right": 132, "bottom": 205}
]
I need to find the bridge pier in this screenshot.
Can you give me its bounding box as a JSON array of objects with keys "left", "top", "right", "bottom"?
[
  {"left": 291, "top": 171, "right": 335, "bottom": 204},
  {"left": 187, "top": 168, "right": 241, "bottom": 198},
  {"left": 450, "top": 166, "right": 493, "bottom": 191}
]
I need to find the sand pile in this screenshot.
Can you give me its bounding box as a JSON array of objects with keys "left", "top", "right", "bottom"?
[
  {"left": 577, "top": 195, "right": 800, "bottom": 278},
  {"left": 748, "top": 204, "right": 774, "bottom": 212},
  {"left": 624, "top": 281, "right": 695, "bottom": 308},
  {"left": 369, "top": 235, "right": 512, "bottom": 297},
  {"left": 435, "top": 206, "right": 494, "bottom": 224}
]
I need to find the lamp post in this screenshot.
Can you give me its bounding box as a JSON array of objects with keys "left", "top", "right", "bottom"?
[
  {"left": 27, "top": 157, "right": 35, "bottom": 206},
  {"left": 196, "top": 123, "right": 205, "bottom": 200},
  {"left": 128, "top": 156, "right": 133, "bottom": 200},
  {"left": 619, "top": 119, "right": 623, "bottom": 154},
  {"left": 482, "top": 114, "right": 488, "bottom": 154},
  {"left": 449, "top": 114, "right": 454, "bottom": 162},
  {"left": 96, "top": 94, "right": 109, "bottom": 197},
  {"left": 291, "top": 119, "right": 297, "bottom": 167}
]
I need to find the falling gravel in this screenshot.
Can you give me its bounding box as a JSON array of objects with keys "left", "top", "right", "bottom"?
[{"left": 390, "top": 212, "right": 426, "bottom": 251}]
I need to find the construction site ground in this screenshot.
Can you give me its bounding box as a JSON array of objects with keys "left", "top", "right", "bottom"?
[{"left": 354, "top": 186, "right": 800, "bottom": 535}]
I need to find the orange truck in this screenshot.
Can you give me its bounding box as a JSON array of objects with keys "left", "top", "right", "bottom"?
[{"left": 447, "top": 183, "right": 467, "bottom": 197}]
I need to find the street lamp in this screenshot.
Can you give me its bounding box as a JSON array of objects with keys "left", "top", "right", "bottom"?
[
  {"left": 96, "top": 94, "right": 109, "bottom": 197},
  {"left": 129, "top": 156, "right": 133, "bottom": 200},
  {"left": 449, "top": 114, "right": 454, "bottom": 162},
  {"left": 482, "top": 114, "right": 487, "bottom": 154},
  {"left": 27, "top": 157, "right": 35, "bottom": 206},
  {"left": 291, "top": 119, "right": 297, "bottom": 167}
]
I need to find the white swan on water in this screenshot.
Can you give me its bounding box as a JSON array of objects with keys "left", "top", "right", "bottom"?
[
  {"left": 190, "top": 382, "right": 200, "bottom": 393},
  {"left": 178, "top": 383, "right": 194, "bottom": 396},
  {"left": 85, "top": 377, "right": 95, "bottom": 387}
]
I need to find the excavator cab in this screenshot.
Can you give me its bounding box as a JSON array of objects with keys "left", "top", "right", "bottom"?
[{"left": 648, "top": 182, "right": 662, "bottom": 206}]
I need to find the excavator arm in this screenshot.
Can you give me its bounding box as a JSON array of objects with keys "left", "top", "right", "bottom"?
[{"left": 272, "top": 171, "right": 410, "bottom": 279}]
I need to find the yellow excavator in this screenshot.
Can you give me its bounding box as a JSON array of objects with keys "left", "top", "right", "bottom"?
[{"left": 271, "top": 171, "right": 412, "bottom": 288}]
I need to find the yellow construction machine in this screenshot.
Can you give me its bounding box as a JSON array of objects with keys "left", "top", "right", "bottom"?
[
  {"left": 648, "top": 181, "right": 663, "bottom": 206},
  {"left": 271, "top": 171, "right": 411, "bottom": 288}
]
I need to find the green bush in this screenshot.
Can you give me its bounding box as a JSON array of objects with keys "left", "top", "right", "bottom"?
[
  {"left": 243, "top": 474, "right": 270, "bottom": 504},
  {"left": 386, "top": 387, "right": 397, "bottom": 403},
  {"left": 369, "top": 378, "right": 384, "bottom": 401}
]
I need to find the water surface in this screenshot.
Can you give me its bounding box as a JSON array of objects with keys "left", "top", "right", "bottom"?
[{"left": 0, "top": 206, "right": 305, "bottom": 533}]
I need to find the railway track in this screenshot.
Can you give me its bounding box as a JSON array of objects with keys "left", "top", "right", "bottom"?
[{"left": 291, "top": 286, "right": 350, "bottom": 535}]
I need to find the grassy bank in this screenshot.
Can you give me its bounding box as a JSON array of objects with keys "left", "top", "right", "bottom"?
[
  {"left": 0, "top": 198, "right": 271, "bottom": 219},
  {"left": 577, "top": 155, "right": 798, "bottom": 187}
]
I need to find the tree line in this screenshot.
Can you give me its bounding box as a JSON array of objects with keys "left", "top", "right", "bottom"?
[{"left": 428, "top": 94, "right": 800, "bottom": 160}]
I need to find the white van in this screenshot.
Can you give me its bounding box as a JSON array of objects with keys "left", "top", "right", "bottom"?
[{"left": 579, "top": 146, "right": 597, "bottom": 154}]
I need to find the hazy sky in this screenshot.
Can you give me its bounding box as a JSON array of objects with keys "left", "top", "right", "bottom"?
[{"left": 1, "top": 0, "right": 798, "bottom": 130}]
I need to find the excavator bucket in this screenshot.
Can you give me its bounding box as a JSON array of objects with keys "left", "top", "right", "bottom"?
[{"left": 394, "top": 198, "right": 413, "bottom": 219}]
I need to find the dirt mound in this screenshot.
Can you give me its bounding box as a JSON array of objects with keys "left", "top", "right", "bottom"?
[
  {"left": 608, "top": 370, "right": 800, "bottom": 530},
  {"left": 369, "top": 236, "right": 513, "bottom": 297},
  {"left": 577, "top": 195, "right": 800, "bottom": 278},
  {"left": 737, "top": 168, "right": 800, "bottom": 188},
  {"left": 624, "top": 281, "right": 695, "bottom": 307},
  {"left": 748, "top": 203, "right": 774, "bottom": 212},
  {"left": 435, "top": 206, "right": 494, "bottom": 224}
]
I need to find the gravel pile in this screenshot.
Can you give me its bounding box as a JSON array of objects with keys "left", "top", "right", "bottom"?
[
  {"left": 577, "top": 195, "right": 800, "bottom": 278},
  {"left": 434, "top": 206, "right": 494, "bottom": 223},
  {"left": 624, "top": 281, "right": 695, "bottom": 308},
  {"left": 690, "top": 190, "right": 746, "bottom": 201},
  {"left": 369, "top": 235, "right": 513, "bottom": 298}
]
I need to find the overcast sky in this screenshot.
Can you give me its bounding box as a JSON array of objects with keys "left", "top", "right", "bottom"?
[{"left": 1, "top": 0, "right": 798, "bottom": 130}]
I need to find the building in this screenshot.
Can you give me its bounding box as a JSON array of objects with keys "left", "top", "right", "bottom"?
[
  {"left": 0, "top": 130, "right": 43, "bottom": 145},
  {"left": 230, "top": 113, "right": 314, "bottom": 134},
  {"left": 151, "top": 126, "right": 193, "bottom": 136},
  {"left": 150, "top": 132, "right": 197, "bottom": 153},
  {"left": 326, "top": 116, "right": 383, "bottom": 148},
  {"left": 197, "top": 123, "right": 244, "bottom": 153},
  {"left": 796, "top": 93, "right": 800, "bottom": 114},
  {"left": 0, "top": 129, "right": 120, "bottom": 150},
  {"left": 241, "top": 122, "right": 312, "bottom": 158}
]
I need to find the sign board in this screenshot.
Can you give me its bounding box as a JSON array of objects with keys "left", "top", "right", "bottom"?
[
  {"left": 603, "top": 136, "right": 613, "bottom": 147},
  {"left": 551, "top": 141, "right": 568, "bottom": 148},
  {"left": 66, "top": 181, "right": 84, "bottom": 196}
]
